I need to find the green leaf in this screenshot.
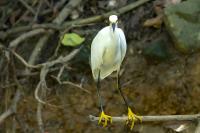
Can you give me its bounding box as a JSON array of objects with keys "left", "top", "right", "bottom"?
[{"left": 61, "top": 33, "right": 85, "bottom": 47}]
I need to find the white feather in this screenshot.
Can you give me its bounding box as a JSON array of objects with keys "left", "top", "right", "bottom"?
[{"left": 91, "top": 25, "right": 127, "bottom": 81}]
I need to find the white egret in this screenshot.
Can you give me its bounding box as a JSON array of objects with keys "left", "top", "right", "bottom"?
[{"left": 91, "top": 15, "right": 141, "bottom": 130}]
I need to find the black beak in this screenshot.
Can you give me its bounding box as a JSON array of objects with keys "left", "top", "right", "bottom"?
[{"left": 112, "top": 23, "right": 115, "bottom": 32}]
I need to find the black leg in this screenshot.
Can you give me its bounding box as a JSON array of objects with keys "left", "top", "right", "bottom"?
[
  {"left": 96, "top": 70, "right": 103, "bottom": 111},
  {"left": 117, "top": 72, "right": 129, "bottom": 108},
  {"left": 117, "top": 72, "right": 141, "bottom": 130}
]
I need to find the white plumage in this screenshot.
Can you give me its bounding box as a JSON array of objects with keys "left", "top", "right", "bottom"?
[
  {"left": 90, "top": 16, "right": 140, "bottom": 129},
  {"left": 91, "top": 15, "right": 127, "bottom": 81}
]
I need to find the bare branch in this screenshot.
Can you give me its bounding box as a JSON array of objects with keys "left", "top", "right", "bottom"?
[
  {"left": 89, "top": 114, "right": 200, "bottom": 123},
  {"left": 53, "top": 0, "right": 82, "bottom": 24},
  {"left": 63, "top": 0, "right": 152, "bottom": 27},
  {"left": 26, "top": 32, "right": 52, "bottom": 68},
  {"left": 11, "top": 50, "right": 41, "bottom": 69},
  {"left": 62, "top": 81, "right": 91, "bottom": 94},
  {"left": 15, "top": 114, "right": 31, "bottom": 133},
  {"left": 37, "top": 101, "right": 45, "bottom": 133},
  {"left": 34, "top": 82, "right": 46, "bottom": 105},
  {"left": 0, "top": 90, "right": 21, "bottom": 125},
  {"left": 34, "top": 47, "right": 82, "bottom": 106},
  {"left": 57, "top": 65, "right": 65, "bottom": 81},
  {"left": 0, "top": 24, "right": 60, "bottom": 40},
  {"left": 10, "top": 46, "right": 81, "bottom": 69},
  {"left": 9, "top": 29, "right": 47, "bottom": 49},
  {"left": 51, "top": 74, "right": 91, "bottom": 94},
  {"left": 195, "top": 120, "right": 200, "bottom": 133},
  {"left": 28, "top": 0, "right": 82, "bottom": 67},
  {"left": 53, "top": 0, "right": 68, "bottom": 13},
  {"left": 18, "top": 0, "right": 36, "bottom": 15},
  {"left": 1, "top": 0, "right": 151, "bottom": 40},
  {"left": 33, "top": 0, "right": 43, "bottom": 23}
]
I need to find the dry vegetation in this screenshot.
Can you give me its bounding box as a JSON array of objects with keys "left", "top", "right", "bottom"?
[{"left": 0, "top": 0, "right": 200, "bottom": 132}]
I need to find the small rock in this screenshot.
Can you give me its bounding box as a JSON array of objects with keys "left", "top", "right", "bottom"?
[
  {"left": 164, "top": 0, "right": 200, "bottom": 53},
  {"left": 143, "top": 37, "right": 171, "bottom": 61}
]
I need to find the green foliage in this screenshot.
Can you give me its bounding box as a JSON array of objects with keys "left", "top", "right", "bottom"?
[{"left": 61, "top": 33, "right": 85, "bottom": 47}]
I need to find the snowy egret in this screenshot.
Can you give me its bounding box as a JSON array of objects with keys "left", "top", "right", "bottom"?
[{"left": 91, "top": 15, "right": 141, "bottom": 130}]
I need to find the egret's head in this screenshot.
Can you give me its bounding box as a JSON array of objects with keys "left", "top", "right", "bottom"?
[{"left": 109, "top": 15, "right": 118, "bottom": 32}]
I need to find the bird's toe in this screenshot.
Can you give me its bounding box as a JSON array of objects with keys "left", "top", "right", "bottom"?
[
  {"left": 126, "top": 107, "right": 142, "bottom": 130},
  {"left": 98, "top": 111, "right": 112, "bottom": 127}
]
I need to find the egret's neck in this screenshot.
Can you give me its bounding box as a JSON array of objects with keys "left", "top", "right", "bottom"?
[
  {"left": 109, "top": 24, "right": 118, "bottom": 41},
  {"left": 109, "top": 24, "right": 118, "bottom": 32},
  {"left": 109, "top": 24, "right": 117, "bottom": 36}
]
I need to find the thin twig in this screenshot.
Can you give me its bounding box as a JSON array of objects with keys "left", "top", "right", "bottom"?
[
  {"left": 18, "top": 0, "right": 36, "bottom": 15},
  {"left": 10, "top": 50, "right": 41, "bottom": 69},
  {"left": 63, "top": 0, "right": 152, "bottom": 27},
  {"left": 37, "top": 101, "right": 45, "bottom": 133},
  {"left": 34, "top": 47, "right": 82, "bottom": 105},
  {"left": 53, "top": 0, "right": 82, "bottom": 24},
  {"left": 34, "top": 82, "right": 46, "bottom": 105},
  {"left": 33, "top": 0, "right": 43, "bottom": 23},
  {"left": 62, "top": 81, "right": 91, "bottom": 94},
  {"left": 15, "top": 114, "right": 30, "bottom": 133},
  {"left": 50, "top": 64, "right": 91, "bottom": 94},
  {"left": 34, "top": 65, "right": 61, "bottom": 108},
  {"left": 9, "top": 46, "right": 81, "bottom": 69},
  {"left": 0, "top": 24, "right": 58, "bottom": 40},
  {"left": 89, "top": 114, "right": 200, "bottom": 123},
  {"left": 195, "top": 120, "right": 200, "bottom": 133},
  {"left": 12, "top": 116, "right": 17, "bottom": 133},
  {"left": 56, "top": 65, "right": 65, "bottom": 82},
  {"left": 1, "top": 0, "right": 151, "bottom": 40},
  {"left": 51, "top": 74, "right": 91, "bottom": 94},
  {"left": 27, "top": 0, "right": 82, "bottom": 69},
  {"left": 9, "top": 29, "right": 47, "bottom": 49},
  {"left": 39, "top": 0, "right": 67, "bottom": 16},
  {"left": 26, "top": 31, "right": 53, "bottom": 68},
  {"left": 36, "top": 66, "right": 47, "bottom": 133},
  {"left": 0, "top": 90, "right": 21, "bottom": 125},
  {"left": 53, "top": 0, "right": 68, "bottom": 13}
]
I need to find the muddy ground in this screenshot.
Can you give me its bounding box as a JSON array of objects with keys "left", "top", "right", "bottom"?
[
  {"left": 12, "top": 39, "right": 200, "bottom": 133},
  {"left": 1, "top": 0, "right": 200, "bottom": 133}
]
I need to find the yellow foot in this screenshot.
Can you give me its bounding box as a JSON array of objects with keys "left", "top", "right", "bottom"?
[
  {"left": 126, "top": 107, "right": 142, "bottom": 130},
  {"left": 98, "top": 111, "right": 112, "bottom": 127}
]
